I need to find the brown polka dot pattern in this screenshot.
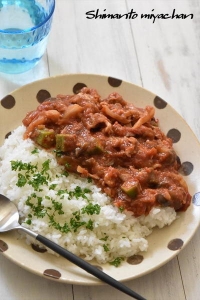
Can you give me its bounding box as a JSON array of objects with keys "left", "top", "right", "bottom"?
[
  {"left": 31, "top": 243, "right": 47, "bottom": 253},
  {"left": 127, "top": 255, "right": 144, "bottom": 265},
  {"left": 176, "top": 156, "right": 181, "bottom": 166},
  {"left": 192, "top": 192, "right": 200, "bottom": 206},
  {"left": 167, "top": 238, "right": 184, "bottom": 251},
  {"left": 108, "top": 77, "right": 122, "bottom": 87},
  {"left": 1, "top": 95, "right": 16, "bottom": 109},
  {"left": 43, "top": 269, "right": 61, "bottom": 279},
  {"left": 154, "top": 96, "right": 167, "bottom": 109},
  {"left": 36, "top": 89, "right": 51, "bottom": 103},
  {"left": 167, "top": 128, "right": 181, "bottom": 143},
  {"left": 0, "top": 240, "right": 8, "bottom": 252},
  {"left": 73, "top": 83, "right": 87, "bottom": 94},
  {"left": 5, "top": 131, "right": 11, "bottom": 139},
  {"left": 179, "top": 162, "right": 194, "bottom": 176}
]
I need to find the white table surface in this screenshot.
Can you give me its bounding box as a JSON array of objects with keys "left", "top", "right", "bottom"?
[{"left": 0, "top": 1, "right": 200, "bottom": 299}]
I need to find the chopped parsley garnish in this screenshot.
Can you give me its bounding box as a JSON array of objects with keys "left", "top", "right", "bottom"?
[
  {"left": 57, "top": 189, "right": 67, "bottom": 196},
  {"left": 49, "top": 184, "right": 57, "bottom": 190},
  {"left": 48, "top": 215, "right": 71, "bottom": 233},
  {"left": 100, "top": 234, "right": 109, "bottom": 241},
  {"left": 103, "top": 244, "right": 110, "bottom": 252},
  {"left": 62, "top": 170, "right": 69, "bottom": 177},
  {"left": 68, "top": 186, "right": 91, "bottom": 200},
  {"left": 109, "top": 257, "right": 124, "bottom": 267},
  {"left": 52, "top": 200, "right": 64, "bottom": 215},
  {"left": 41, "top": 159, "right": 50, "bottom": 174},
  {"left": 118, "top": 206, "right": 125, "bottom": 213},
  {"left": 81, "top": 203, "right": 101, "bottom": 215},
  {"left": 11, "top": 159, "right": 50, "bottom": 191},
  {"left": 31, "top": 148, "right": 39, "bottom": 154},
  {"left": 86, "top": 219, "right": 94, "bottom": 230},
  {"left": 25, "top": 194, "right": 47, "bottom": 218},
  {"left": 16, "top": 173, "right": 27, "bottom": 187},
  {"left": 25, "top": 219, "right": 32, "bottom": 225},
  {"left": 28, "top": 173, "right": 48, "bottom": 191},
  {"left": 70, "top": 217, "right": 86, "bottom": 232},
  {"left": 11, "top": 160, "right": 37, "bottom": 174},
  {"left": 11, "top": 159, "right": 102, "bottom": 236}
]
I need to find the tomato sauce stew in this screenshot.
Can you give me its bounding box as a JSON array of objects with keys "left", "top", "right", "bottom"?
[{"left": 22, "top": 88, "right": 191, "bottom": 216}]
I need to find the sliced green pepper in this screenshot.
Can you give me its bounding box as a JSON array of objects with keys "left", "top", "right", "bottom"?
[
  {"left": 88, "top": 144, "right": 104, "bottom": 155},
  {"left": 121, "top": 181, "right": 141, "bottom": 199},
  {"left": 35, "top": 129, "right": 55, "bottom": 148},
  {"left": 56, "top": 134, "right": 76, "bottom": 152}
]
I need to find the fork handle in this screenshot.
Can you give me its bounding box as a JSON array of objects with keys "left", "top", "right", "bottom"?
[{"left": 36, "top": 234, "right": 147, "bottom": 300}]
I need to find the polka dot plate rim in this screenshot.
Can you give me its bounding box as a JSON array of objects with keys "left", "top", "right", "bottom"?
[{"left": 0, "top": 73, "right": 200, "bottom": 285}]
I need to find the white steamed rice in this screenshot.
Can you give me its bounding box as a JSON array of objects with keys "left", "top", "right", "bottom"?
[{"left": 0, "top": 125, "right": 177, "bottom": 264}]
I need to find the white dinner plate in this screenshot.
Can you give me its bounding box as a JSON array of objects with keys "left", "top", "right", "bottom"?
[{"left": 0, "top": 73, "right": 200, "bottom": 285}]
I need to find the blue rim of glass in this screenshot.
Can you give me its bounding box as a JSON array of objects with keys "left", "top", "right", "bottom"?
[{"left": 0, "top": 0, "right": 55, "bottom": 34}]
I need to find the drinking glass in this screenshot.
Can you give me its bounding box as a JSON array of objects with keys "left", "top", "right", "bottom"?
[{"left": 0, "top": 0, "right": 55, "bottom": 74}]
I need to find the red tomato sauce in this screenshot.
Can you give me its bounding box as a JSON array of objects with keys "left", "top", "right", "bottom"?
[{"left": 23, "top": 88, "right": 191, "bottom": 216}]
